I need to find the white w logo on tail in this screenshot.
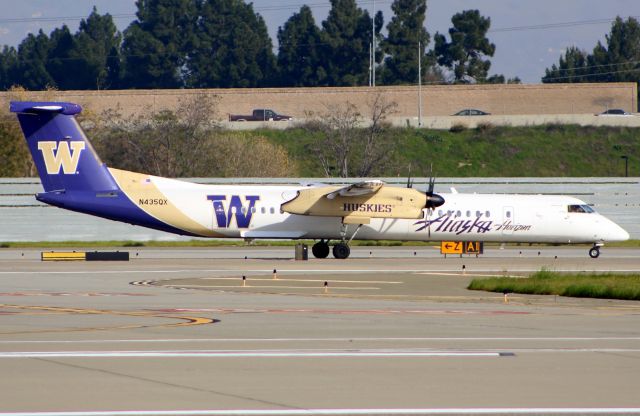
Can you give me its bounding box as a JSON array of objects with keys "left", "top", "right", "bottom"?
[{"left": 38, "top": 141, "right": 86, "bottom": 174}]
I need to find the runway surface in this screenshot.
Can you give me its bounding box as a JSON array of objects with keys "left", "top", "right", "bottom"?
[{"left": 1, "top": 246, "right": 640, "bottom": 415}]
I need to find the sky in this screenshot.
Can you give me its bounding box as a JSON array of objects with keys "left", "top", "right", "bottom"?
[{"left": 0, "top": 0, "right": 639, "bottom": 83}]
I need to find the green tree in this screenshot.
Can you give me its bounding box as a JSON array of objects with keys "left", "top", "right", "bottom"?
[
  {"left": 1, "top": 8, "right": 121, "bottom": 90},
  {"left": 0, "top": 46, "right": 18, "bottom": 90},
  {"left": 72, "top": 8, "right": 123, "bottom": 89},
  {"left": 321, "top": 0, "right": 372, "bottom": 86},
  {"left": 381, "top": 0, "right": 429, "bottom": 85},
  {"left": 588, "top": 17, "right": 640, "bottom": 83},
  {"left": 277, "top": 5, "right": 326, "bottom": 87},
  {"left": 45, "top": 25, "right": 79, "bottom": 90},
  {"left": 542, "top": 17, "right": 640, "bottom": 102},
  {"left": 14, "top": 30, "right": 54, "bottom": 90},
  {"left": 186, "top": 0, "right": 277, "bottom": 88},
  {"left": 542, "top": 46, "right": 589, "bottom": 83},
  {"left": 487, "top": 74, "right": 522, "bottom": 84},
  {"left": 121, "top": 0, "right": 197, "bottom": 88},
  {"left": 433, "top": 9, "right": 496, "bottom": 83}
]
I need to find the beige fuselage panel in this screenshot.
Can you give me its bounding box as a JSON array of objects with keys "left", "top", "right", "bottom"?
[{"left": 281, "top": 186, "right": 427, "bottom": 219}]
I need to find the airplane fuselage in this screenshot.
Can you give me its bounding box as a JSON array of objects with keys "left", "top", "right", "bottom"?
[{"left": 91, "top": 169, "right": 627, "bottom": 245}]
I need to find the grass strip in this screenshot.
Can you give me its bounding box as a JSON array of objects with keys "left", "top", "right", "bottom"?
[{"left": 468, "top": 269, "right": 640, "bottom": 301}]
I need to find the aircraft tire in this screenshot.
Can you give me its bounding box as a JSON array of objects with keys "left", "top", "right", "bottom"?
[
  {"left": 589, "top": 247, "right": 600, "bottom": 258},
  {"left": 312, "top": 241, "right": 330, "bottom": 259},
  {"left": 332, "top": 243, "right": 351, "bottom": 259}
]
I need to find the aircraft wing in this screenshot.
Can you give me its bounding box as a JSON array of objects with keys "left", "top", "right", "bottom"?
[{"left": 325, "top": 180, "right": 384, "bottom": 199}]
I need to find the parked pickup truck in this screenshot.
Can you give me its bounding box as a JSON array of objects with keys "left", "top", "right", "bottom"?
[{"left": 229, "top": 109, "right": 293, "bottom": 122}]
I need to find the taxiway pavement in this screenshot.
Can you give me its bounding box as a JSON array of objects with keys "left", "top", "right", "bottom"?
[{"left": 1, "top": 246, "right": 640, "bottom": 415}]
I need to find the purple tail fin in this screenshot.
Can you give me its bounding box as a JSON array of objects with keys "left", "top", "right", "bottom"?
[{"left": 10, "top": 101, "right": 118, "bottom": 193}]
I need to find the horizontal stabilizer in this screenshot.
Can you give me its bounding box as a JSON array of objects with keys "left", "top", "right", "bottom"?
[{"left": 10, "top": 101, "right": 82, "bottom": 115}]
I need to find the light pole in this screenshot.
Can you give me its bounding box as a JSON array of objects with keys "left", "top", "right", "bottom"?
[
  {"left": 418, "top": 41, "right": 422, "bottom": 127},
  {"left": 372, "top": 0, "right": 376, "bottom": 87},
  {"left": 369, "top": 42, "right": 373, "bottom": 87},
  {"left": 621, "top": 155, "right": 629, "bottom": 177}
]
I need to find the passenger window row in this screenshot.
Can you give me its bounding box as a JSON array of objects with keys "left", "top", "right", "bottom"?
[
  {"left": 438, "top": 210, "right": 492, "bottom": 218},
  {"left": 235, "top": 206, "right": 276, "bottom": 214}
]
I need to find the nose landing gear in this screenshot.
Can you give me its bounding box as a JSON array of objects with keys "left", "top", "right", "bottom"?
[{"left": 589, "top": 244, "right": 602, "bottom": 258}]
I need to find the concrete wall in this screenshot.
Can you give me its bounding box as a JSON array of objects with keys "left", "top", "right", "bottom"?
[
  {"left": 223, "top": 114, "right": 640, "bottom": 131},
  {"left": 1, "top": 83, "right": 636, "bottom": 122}
]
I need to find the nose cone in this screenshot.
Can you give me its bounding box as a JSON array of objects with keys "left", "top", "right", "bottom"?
[
  {"left": 609, "top": 224, "right": 630, "bottom": 242},
  {"left": 600, "top": 218, "right": 630, "bottom": 242}
]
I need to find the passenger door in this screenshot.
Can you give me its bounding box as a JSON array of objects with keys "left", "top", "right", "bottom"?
[{"left": 502, "top": 206, "right": 514, "bottom": 235}]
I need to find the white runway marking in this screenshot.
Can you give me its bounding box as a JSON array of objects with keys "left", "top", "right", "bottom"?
[
  {"left": 2, "top": 407, "right": 640, "bottom": 415},
  {"left": 166, "top": 284, "right": 380, "bottom": 290},
  {"left": 202, "top": 277, "right": 402, "bottom": 284},
  {"left": 415, "top": 272, "right": 510, "bottom": 277},
  {"left": 0, "top": 269, "right": 432, "bottom": 275},
  {"left": 3, "top": 347, "right": 640, "bottom": 358},
  {"left": 0, "top": 349, "right": 506, "bottom": 358},
  {"left": 1, "top": 336, "right": 640, "bottom": 344}
]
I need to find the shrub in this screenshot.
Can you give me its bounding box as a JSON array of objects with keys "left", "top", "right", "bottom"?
[
  {"left": 476, "top": 122, "right": 495, "bottom": 133},
  {"left": 449, "top": 123, "right": 467, "bottom": 133}
]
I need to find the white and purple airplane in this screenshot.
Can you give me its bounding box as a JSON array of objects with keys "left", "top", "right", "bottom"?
[{"left": 11, "top": 101, "right": 629, "bottom": 259}]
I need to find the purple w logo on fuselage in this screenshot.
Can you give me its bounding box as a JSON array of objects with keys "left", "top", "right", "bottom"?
[{"left": 207, "top": 195, "right": 260, "bottom": 228}]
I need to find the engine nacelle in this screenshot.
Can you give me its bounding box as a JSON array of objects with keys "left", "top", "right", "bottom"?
[{"left": 281, "top": 186, "right": 427, "bottom": 219}]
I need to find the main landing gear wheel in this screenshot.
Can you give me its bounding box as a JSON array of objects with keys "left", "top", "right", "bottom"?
[
  {"left": 589, "top": 246, "right": 601, "bottom": 258},
  {"left": 332, "top": 243, "right": 351, "bottom": 259},
  {"left": 312, "top": 241, "right": 330, "bottom": 259}
]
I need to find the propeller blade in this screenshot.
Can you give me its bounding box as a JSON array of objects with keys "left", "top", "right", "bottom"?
[
  {"left": 427, "top": 164, "right": 435, "bottom": 195},
  {"left": 424, "top": 164, "right": 445, "bottom": 209}
]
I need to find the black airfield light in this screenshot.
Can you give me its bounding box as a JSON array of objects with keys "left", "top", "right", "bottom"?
[{"left": 621, "top": 155, "right": 629, "bottom": 177}]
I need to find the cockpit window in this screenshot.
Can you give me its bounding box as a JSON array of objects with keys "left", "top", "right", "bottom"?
[{"left": 568, "top": 204, "right": 595, "bottom": 213}]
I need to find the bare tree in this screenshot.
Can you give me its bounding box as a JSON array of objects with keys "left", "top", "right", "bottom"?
[
  {"left": 171, "top": 94, "right": 221, "bottom": 176},
  {"left": 310, "top": 101, "right": 362, "bottom": 177},
  {"left": 93, "top": 94, "right": 220, "bottom": 177},
  {"left": 306, "top": 93, "right": 398, "bottom": 178},
  {"left": 358, "top": 92, "right": 398, "bottom": 176},
  {"left": 92, "top": 95, "right": 296, "bottom": 178}
]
